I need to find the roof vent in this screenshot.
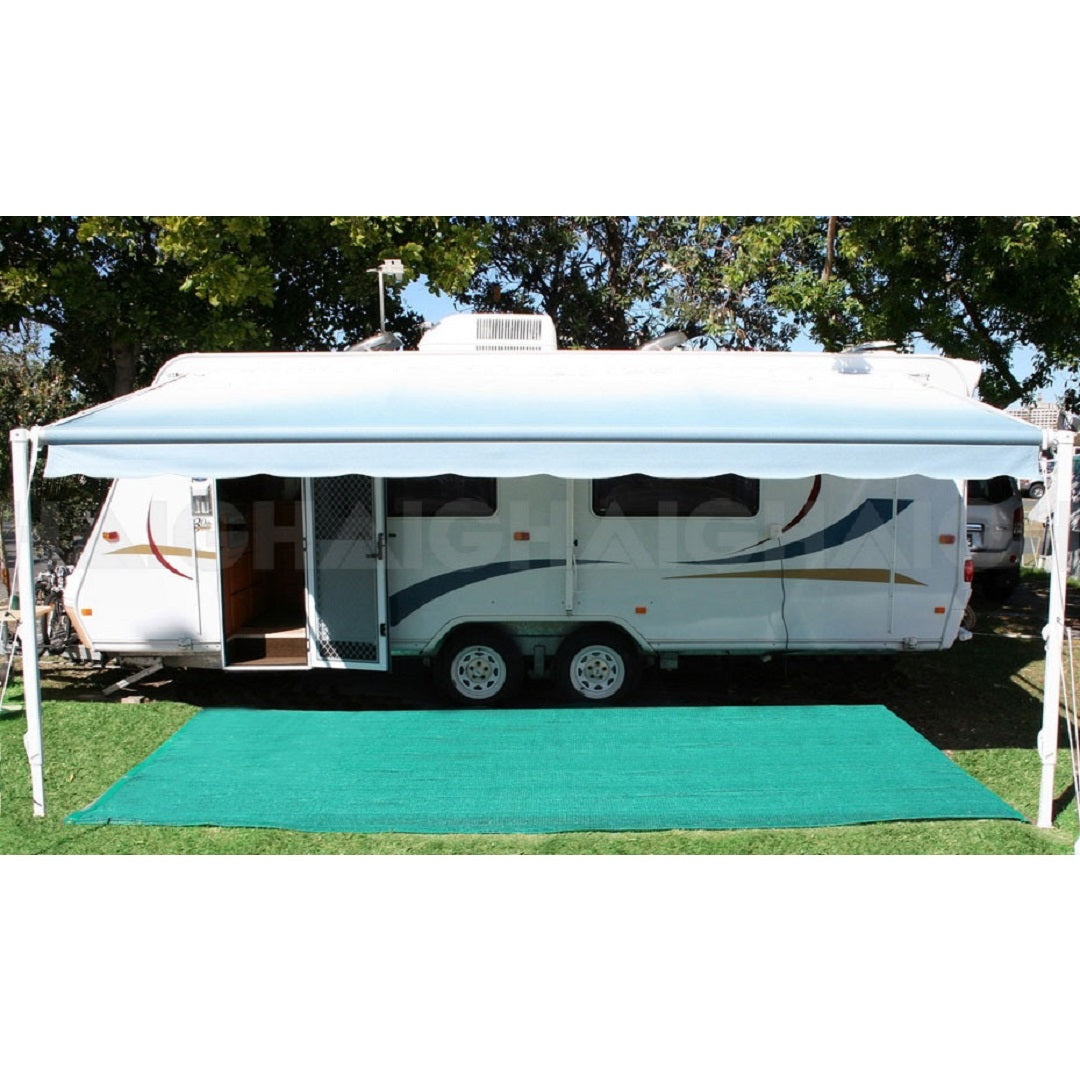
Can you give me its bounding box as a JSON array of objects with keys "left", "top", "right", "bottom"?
[
  {"left": 639, "top": 330, "right": 688, "bottom": 351},
  {"left": 418, "top": 313, "right": 557, "bottom": 353},
  {"left": 844, "top": 341, "right": 898, "bottom": 353},
  {"left": 347, "top": 330, "right": 403, "bottom": 352},
  {"left": 833, "top": 354, "right": 872, "bottom": 375}
]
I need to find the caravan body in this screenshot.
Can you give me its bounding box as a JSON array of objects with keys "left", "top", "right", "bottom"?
[{"left": 60, "top": 314, "right": 994, "bottom": 703}]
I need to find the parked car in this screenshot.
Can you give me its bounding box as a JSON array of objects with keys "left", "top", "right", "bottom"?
[
  {"left": 1019, "top": 456, "right": 1055, "bottom": 499},
  {"left": 966, "top": 476, "right": 1024, "bottom": 601}
]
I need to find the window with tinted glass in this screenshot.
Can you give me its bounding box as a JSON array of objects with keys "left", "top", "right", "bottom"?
[
  {"left": 592, "top": 474, "right": 759, "bottom": 517},
  {"left": 967, "top": 476, "right": 1018, "bottom": 505},
  {"left": 387, "top": 475, "right": 497, "bottom": 517}
]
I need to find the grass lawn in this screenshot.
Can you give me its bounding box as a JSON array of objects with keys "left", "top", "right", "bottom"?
[{"left": 1, "top": 570, "right": 1077, "bottom": 855}]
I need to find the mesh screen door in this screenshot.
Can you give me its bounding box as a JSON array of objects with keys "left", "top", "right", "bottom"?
[{"left": 306, "top": 475, "right": 388, "bottom": 669}]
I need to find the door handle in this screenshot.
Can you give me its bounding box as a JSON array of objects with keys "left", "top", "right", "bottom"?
[{"left": 366, "top": 532, "right": 386, "bottom": 560}]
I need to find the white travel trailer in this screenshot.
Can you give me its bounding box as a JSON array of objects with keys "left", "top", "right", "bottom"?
[{"left": 36, "top": 313, "right": 1045, "bottom": 706}]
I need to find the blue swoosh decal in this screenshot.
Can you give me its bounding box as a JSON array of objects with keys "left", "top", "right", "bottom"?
[
  {"left": 679, "top": 498, "right": 913, "bottom": 568},
  {"left": 390, "top": 559, "right": 566, "bottom": 625},
  {"left": 389, "top": 498, "right": 912, "bottom": 624}
]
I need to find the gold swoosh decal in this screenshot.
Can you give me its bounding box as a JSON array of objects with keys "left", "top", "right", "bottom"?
[
  {"left": 107, "top": 544, "right": 217, "bottom": 560},
  {"left": 665, "top": 568, "right": 926, "bottom": 586}
]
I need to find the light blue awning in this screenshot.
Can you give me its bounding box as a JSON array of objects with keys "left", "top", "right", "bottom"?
[{"left": 35, "top": 349, "right": 1044, "bottom": 481}]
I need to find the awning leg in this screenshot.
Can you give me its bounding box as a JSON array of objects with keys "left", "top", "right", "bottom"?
[
  {"left": 1037, "top": 430, "right": 1075, "bottom": 828},
  {"left": 10, "top": 429, "right": 45, "bottom": 817}
]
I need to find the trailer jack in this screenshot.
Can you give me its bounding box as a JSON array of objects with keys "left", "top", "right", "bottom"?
[{"left": 103, "top": 659, "right": 164, "bottom": 697}]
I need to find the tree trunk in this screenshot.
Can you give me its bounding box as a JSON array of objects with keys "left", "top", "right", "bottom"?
[
  {"left": 111, "top": 340, "right": 138, "bottom": 398},
  {"left": 822, "top": 216, "right": 838, "bottom": 282}
]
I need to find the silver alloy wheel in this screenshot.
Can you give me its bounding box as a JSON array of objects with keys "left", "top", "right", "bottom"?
[
  {"left": 450, "top": 643, "right": 508, "bottom": 701},
  {"left": 568, "top": 643, "right": 626, "bottom": 700}
]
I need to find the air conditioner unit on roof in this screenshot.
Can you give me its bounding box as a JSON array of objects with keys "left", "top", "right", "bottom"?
[{"left": 418, "top": 313, "right": 558, "bottom": 353}]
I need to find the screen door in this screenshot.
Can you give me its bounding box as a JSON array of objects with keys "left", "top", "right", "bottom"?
[{"left": 305, "top": 475, "right": 388, "bottom": 669}]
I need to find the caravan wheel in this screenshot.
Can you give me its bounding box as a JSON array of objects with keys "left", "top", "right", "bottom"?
[
  {"left": 435, "top": 627, "right": 524, "bottom": 706},
  {"left": 555, "top": 628, "right": 641, "bottom": 704}
]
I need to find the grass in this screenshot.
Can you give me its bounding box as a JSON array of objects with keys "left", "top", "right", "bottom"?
[{"left": 1, "top": 568, "right": 1078, "bottom": 855}]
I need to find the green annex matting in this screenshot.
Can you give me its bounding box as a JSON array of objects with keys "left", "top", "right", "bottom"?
[{"left": 66, "top": 705, "right": 1024, "bottom": 834}]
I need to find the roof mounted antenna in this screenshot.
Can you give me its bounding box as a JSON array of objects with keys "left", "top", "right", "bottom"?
[{"left": 367, "top": 259, "right": 405, "bottom": 332}]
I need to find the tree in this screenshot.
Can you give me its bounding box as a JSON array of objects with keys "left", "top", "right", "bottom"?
[
  {"left": 0, "top": 321, "right": 103, "bottom": 558},
  {"left": 8, "top": 215, "right": 1079, "bottom": 412},
  {"left": 456, "top": 217, "right": 801, "bottom": 351},
  {"left": 456, "top": 217, "right": 655, "bottom": 348},
  {"left": 0, "top": 216, "right": 486, "bottom": 402},
  {"left": 0, "top": 322, "right": 77, "bottom": 479},
  {"left": 642, "top": 217, "right": 801, "bottom": 350},
  {"left": 717, "top": 216, "right": 1080, "bottom": 407}
]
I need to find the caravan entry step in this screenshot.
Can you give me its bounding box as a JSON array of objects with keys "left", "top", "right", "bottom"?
[{"left": 225, "top": 620, "right": 307, "bottom": 667}]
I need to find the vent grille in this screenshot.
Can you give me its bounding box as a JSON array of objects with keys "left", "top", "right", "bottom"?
[
  {"left": 475, "top": 315, "right": 545, "bottom": 350},
  {"left": 417, "top": 312, "right": 557, "bottom": 352}
]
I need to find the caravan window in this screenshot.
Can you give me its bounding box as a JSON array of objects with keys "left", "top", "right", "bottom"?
[
  {"left": 592, "top": 474, "right": 760, "bottom": 517},
  {"left": 387, "top": 475, "right": 497, "bottom": 517}
]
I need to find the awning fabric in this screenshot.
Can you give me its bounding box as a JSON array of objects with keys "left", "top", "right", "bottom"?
[{"left": 36, "top": 350, "right": 1044, "bottom": 481}]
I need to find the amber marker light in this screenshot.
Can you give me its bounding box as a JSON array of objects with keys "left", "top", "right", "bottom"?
[{"left": 102, "top": 531, "right": 120, "bottom": 542}]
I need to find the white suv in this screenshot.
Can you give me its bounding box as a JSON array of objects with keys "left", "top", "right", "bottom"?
[{"left": 966, "top": 476, "right": 1024, "bottom": 601}]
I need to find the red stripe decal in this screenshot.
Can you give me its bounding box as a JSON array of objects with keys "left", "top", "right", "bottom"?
[
  {"left": 147, "top": 506, "right": 193, "bottom": 580},
  {"left": 783, "top": 474, "right": 823, "bottom": 533}
]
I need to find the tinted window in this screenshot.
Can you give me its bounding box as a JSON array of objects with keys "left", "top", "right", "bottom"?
[
  {"left": 968, "top": 476, "right": 1018, "bottom": 505},
  {"left": 387, "top": 475, "right": 497, "bottom": 517},
  {"left": 592, "top": 474, "right": 760, "bottom": 517}
]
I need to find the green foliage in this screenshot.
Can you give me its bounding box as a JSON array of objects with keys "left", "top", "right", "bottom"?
[
  {"left": 454, "top": 217, "right": 813, "bottom": 351},
  {"left": 333, "top": 216, "right": 487, "bottom": 298},
  {"left": 721, "top": 216, "right": 1080, "bottom": 406},
  {"left": 0, "top": 323, "right": 75, "bottom": 445},
  {"left": 455, "top": 216, "right": 796, "bottom": 351},
  {"left": 0, "top": 323, "right": 106, "bottom": 556},
  {"left": 645, "top": 217, "right": 802, "bottom": 349},
  {"left": 458, "top": 217, "right": 699, "bottom": 349},
  {"left": 5, "top": 216, "right": 1080, "bottom": 412},
  {"left": 0, "top": 216, "right": 487, "bottom": 403}
]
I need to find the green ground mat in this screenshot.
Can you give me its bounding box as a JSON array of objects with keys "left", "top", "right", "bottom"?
[{"left": 66, "top": 705, "right": 1024, "bottom": 834}]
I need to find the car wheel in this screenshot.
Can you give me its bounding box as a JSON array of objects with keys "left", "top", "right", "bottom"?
[
  {"left": 555, "top": 627, "right": 641, "bottom": 704},
  {"left": 1028, "top": 482, "right": 1045, "bottom": 499},
  {"left": 435, "top": 627, "right": 523, "bottom": 706}
]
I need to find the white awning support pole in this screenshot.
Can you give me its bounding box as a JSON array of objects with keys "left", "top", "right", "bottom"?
[
  {"left": 564, "top": 479, "right": 576, "bottom": 614},
  {"left": 1037, "top": 429, "right": 1075, "bottom": 828},
  {"left": 10, "top": 428, "right": 45, "bottom": 817}
]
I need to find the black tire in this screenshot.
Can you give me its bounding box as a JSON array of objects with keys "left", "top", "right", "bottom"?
[
  {"left": 434, "top": 627, "right": 524, "bottom": 706},
  {"left": 554, "top": 627, "right": 641, "bottom": 704},
  {"left": 1028, "top": 482, "right": 1045, "bottom": 499}
]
